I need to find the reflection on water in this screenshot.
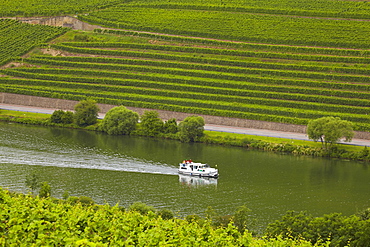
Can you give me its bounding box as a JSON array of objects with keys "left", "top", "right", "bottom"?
[{"left": 179, "top": 175, "right": 218, "bottom": 187}]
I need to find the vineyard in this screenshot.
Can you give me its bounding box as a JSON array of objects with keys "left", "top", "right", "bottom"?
[
  {"left": 0, "top": 31, "right": 370, "bottom": 131},
  {"left": 0, "top": 0, "right": 370, "bottom": 133},
  {"left": 78, "top": 1, "right": 370, "bottom": 49},
  {"left": 0, "top": 19, "right": 67, "bottom": 66},
  {"left": 0, "top": 0, "right": 124, "bottom": 17},
  {"left": 119, "top": 0, "right": 370, "bottom": 19},
  {"left": 0, "top": 1, "right": 370, "bottom": 244}
]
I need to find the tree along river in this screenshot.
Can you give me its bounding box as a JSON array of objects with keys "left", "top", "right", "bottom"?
[{"left": 0, "top": 122, "right": 369, "bottom": 232}]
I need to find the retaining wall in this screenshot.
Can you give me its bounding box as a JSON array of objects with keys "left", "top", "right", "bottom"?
[{"left": 1, "top": 92, "right": 369, "bottom": 140}]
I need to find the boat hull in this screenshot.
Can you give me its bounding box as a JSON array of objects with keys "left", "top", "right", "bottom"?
[{"left": 178, "top": 170, "right": 218, "bottom": 178}]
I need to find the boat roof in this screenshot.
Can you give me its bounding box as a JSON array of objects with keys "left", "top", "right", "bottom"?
[{"left": 182, "top": 162, "right": 207, "bottom": 166}]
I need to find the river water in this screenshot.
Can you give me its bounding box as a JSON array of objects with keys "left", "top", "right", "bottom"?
[{"left": 0, "top": 122, "right": 369, "bottom": 231}]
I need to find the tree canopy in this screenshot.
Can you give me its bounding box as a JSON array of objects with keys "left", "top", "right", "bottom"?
[
  {"left": 178, "top": 116, "right": 205, "bottom": 142},
  {"left": 307, "top": 117, "right": 354, "bottom": 149},
  {"left": 139, "top": 110, "right": 164, "bottom": 136},
  {"left": 73, "top": 99, "right": 100, "bottom": 126},
  {"left": 163, "top": 118, "right": 178, "bottom": 134},
  {"left": 101, "top": 106, "right": 139, "bottom": 135}
]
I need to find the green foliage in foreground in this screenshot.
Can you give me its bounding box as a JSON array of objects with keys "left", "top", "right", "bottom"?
[
  {"left": 266, "top": 210, "right": 370, "bottom": 247},
  {"left": 0, "top": 188, "right": 326, "bottom": 246}
]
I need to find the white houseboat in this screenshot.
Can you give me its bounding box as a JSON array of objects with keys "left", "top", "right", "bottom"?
[{"left": 178, "top": 160, "right": 218, "bottom": 178}]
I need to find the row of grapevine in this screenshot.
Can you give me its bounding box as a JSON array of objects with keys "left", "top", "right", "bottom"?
[
  {"left": 48, "top": 45, "right": 370, "bottom": 85},
  {"left": 30, "top": 52, "right": 370, "bottom": 76},
  {"left": 1, "top": 16, "right": 369, "bottom": 132},
  {"left": 95, "top": 29, "right": 370, "bottom": 58},
  {"left": 2, "top": 60, "right": 370, "bottom": 127},
  {"left": 3, "top": 69, "right": 370, "bottom": 116},
  {"left": 22, "top": 57, "right": 370, "bottom": 94},
  {"left": 3, "top": 80, "right": 369, "bottom": 130},
  {"left": 0, "top": 0, "right": 124, "bottom": 17},
  {"left": 122, "top": 0, "right": 370, "bottom": 19},
  {"left": 0, "top": 83, "right": 313, "bottom": 126},
  {"left": 121, "top": 3, "right": 370, "bottom": 20},
  {"left": 7, "top": 65, "right": 370, "bottom": 101},
  {"left": 62, "top": 42, "right": 370, "bottom": 63},
  {"left": 78, "top": 6, "right": 370, "bottom": 48},
  {"left": 0, "top": 19, "right": 67, "bottom": 66}
]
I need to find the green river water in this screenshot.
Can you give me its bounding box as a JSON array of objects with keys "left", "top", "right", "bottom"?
[{"left": 0, "top": 122, "right": 369, "bottom": 231}]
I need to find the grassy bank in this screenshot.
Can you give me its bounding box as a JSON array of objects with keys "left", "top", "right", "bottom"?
[{"left": 0, "top": 109, "right": 369, "bottom": 162}]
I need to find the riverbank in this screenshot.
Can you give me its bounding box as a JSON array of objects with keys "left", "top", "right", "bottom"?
[{"left": 1, "top": 105, "right": 370, "bottom": 163}]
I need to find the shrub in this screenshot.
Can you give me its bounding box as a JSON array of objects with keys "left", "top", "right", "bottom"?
[
  {"left": 39, "top": 181, "right": 51, "bottom": 198},
  {"left": 61, "top": 111, "right": 74, "bottom": 124},
  {"left": 178, "top": 116, "right": 205, "bottom": 142},
  {"left": 128, "top": 201, "right": 156, "bottom": 215},
  {"left": 185, "top": 214, "right": 204, "bottom": 224},
  {"left": 62, "top": 190, "right": 70, "bottom": 200},
  {"left": 357, "top": 208, "right": 370, "bottom": 221},
  {"left": 25, "top": 173, "right": 40, "bottom": 194},
  {"left": 265, "top": 211, "right": 368, "bottom": 246},
  {"left": 67, "top": 196, "right": 80, "bottom": 205},
  {"left": 100, "top": 106, "right": 139, "bottom": 135},
  {"left": 73, "top": 99, "right": 100, "bottom": 127},
  {"left": 51, "top": 110, "right": 74, "bottom": 124},
  {"left": 50, "top": 110, "right": 65, "bottom": 123},
  {"left": 157, "top": 209, "right": 174, "bottom": 220},
  {"left": 232, "top": 205, "right": 252, "bottom": 233},
  {"left": 163, "top": 118, "right": 178, "bottom": 134},
  {"left": 78, "top": 196, "right": 95, "bottom": 206},
  {"left": 139, "top": 110, "right": 164, "bottom": 136},
  {"left": 67, "top": 195, "right": 95, "bottom": 206}
]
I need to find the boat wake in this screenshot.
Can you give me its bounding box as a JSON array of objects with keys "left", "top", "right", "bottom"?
[{"left": 0, "top": 146, "right": 178, "bottom": 175}]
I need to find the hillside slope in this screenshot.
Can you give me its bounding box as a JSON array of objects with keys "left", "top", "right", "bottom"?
[{"left": 0, "top": 0, "right": 369, "bottom": 133}]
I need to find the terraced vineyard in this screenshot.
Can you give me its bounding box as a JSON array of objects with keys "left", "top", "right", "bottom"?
[
  {"left": 0, "top": 19, "right": 67, "bottom": 66},
  {"left": 1, "top": 0, "right": 369, "bottom": 133},
  {"left": 0, "top": 0, "right": 124, "bottom": 17},
  {"left": 117, "top": 0, "right": 370, "bottom": 19},
  {"left": 1, "top": 32, "right": 370, "bottom": 131},
  {"left": 79, "top": 1, "right": 370, "bottom": 48}
]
